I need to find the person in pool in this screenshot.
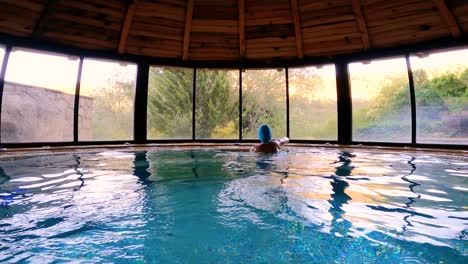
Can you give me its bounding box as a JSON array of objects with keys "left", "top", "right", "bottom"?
[{"left": 250, "top": 124, "right": 289, "bottom": 154}]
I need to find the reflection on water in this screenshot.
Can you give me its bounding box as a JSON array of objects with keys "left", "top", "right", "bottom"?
[
  {"left": 0, "top": 148, "right": 466, "bottom": 263},
  {"left": 328, "top": 151, "right": 354, "bottom": 238}
]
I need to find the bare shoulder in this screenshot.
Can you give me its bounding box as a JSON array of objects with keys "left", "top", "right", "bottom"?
[
  {"left": 250, "top": 144, "right": 261, "bottom": 152},
  {"left": 252, "top": 142, "right": 279, "bottom": 154}
]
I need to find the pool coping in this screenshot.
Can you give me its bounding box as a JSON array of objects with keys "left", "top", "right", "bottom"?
[{"left": 0, "top": 143, "right": 466, "bottom": 159}]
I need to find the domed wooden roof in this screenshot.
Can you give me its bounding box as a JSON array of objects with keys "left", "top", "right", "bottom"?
[{"left": 0, "top": 0, "right": 466, "bottom": 64}]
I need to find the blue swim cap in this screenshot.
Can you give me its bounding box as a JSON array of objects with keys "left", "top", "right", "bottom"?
[{"left": 257, "top": 124, "right": 272, "bottom": 143}]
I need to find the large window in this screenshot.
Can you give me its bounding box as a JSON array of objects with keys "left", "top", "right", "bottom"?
[
  {"left": 242, "top": 69, "right": 286, "bottom": 139},
  {"left": 2, "top": 49, "right": 79, "bottom": 143},
  {"left": 0, "top": 46, "right": 5, "bottom": 67},
  {"left": 0, "top": 43, "right": 466, "bottom": 146},
  {"left": 349, "top": 57, "right": 411, "bottom": 143},
  {"left": 410, "top": 49, "right": 468, "bottom": 144},
  {"left": 195, "top": 69, "right": 239, "bottom": 139},
  {"left": 79, "top": 59, "right": 137, "bottom": 141},
  {"left": 289, "top": 65, "right": 337, "bottom": 140},
  {"left": 147, "top": 67, "right": 193, "bottom": 139}
]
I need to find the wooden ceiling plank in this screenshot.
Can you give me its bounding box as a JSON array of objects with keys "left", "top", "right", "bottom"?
[
  {"left": 63, "top": 0, "right": 123, "bottom": 17},
  {"left": 238, "top": 0, "right": 245, "bottom": 58},
  {"left": 33, "top": 0, "right": 59, "bottom": 38},
  {"left": 351, "top": 0, "right": 370, "bottom": 50},
  {"left": 432, "top": 0, "right": 462, "bottom": 38},
  {"left": 182, "top": 0, "right": 195, "bottom": 61},
  {"left": 118, "top": 0, "right": 138, "bottom": 54},
  {"left": 289, "top": 0, "right": 304, "bottom": 59},
  {"left": 3, "top": 0, "right": 43, "bottom": 12}
]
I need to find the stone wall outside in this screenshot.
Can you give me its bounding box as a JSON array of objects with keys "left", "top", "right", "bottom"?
[{"left": 1, "top": 82, "right": 93, "bottom": 143}]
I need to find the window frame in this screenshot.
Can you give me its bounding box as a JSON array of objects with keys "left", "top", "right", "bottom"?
[{"left": 0, "top": 40, "right": 465, "bottom": 150}]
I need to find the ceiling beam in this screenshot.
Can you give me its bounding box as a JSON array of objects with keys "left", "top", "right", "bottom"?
[
  {"left": 433, "top": 0, "right": 462, "bottom": 38},
  {"left": 118, "top": 0, "right": 138, "bottom": 54},
  {"left": 238, "top": 0, "right": 245, "bottom": 59},
  {"left": 351, "top": 0, "right": 370, "bottom": 50},
  {"left": 33, "top": 0, "right": 59, "bottom": 38},
  {"left": 290, "top": 0, "right": 303, "bottom": 59},
  {"left": 182, "top": 0, "right": 194, "bottom": 61}
]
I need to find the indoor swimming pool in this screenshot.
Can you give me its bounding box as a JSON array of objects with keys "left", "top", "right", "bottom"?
[{"left": 0, "top": 147, "right": 466, "bottom": 263}]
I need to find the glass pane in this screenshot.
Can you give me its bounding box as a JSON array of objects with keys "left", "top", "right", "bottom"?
[
  {"left": 196, "top": 69, "right": 239, "bottom": 139},
  {"left": 79, "top": 59, "right": 136, "bottom": 141},
  {"left": 0, "top": 46, "right": 5, "bottom": 66},
  {"left": 2, "top": 48, "right": 79, "bottom": 143},
  {"left": 147, "top": 67, "right": 193, "bottom": 139},
  {"left": 411, "top": 49, "right": 468, "bottom": 145},
  {"left": 289, "top": 65, "right": 337, "bottom": 140},
  {"left": 349, "top": 57, "right": 411, "bottom": 143},
  {"left": 242, "top": 69, "right": 286, "bottom": 139}
]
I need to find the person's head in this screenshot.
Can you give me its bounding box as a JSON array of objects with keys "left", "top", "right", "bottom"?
[{"left": 257, "top": 124, "right": 272, "bottom": 143}]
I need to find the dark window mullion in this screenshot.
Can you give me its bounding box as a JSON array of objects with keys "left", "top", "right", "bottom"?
[
  {"left": 336, "top": 60, "right": 352, "bottom": 144},
  {"left": 239, "top": 68, "right": 243, "bottom": 141},
  {"left": 73, "top": 56, "right": 84, "bottom": 143},
  {"left": 192, "top": 68, "right": 196, "bottom": 141},
  {"left": 134, "top": 61, "right": 149, "bottom": 144},
  {"left": 406, "top": 55, "right": 417, "bottom": 146},
  {"left": 285, "top": 67, "right": 290, "bottom": 138}
]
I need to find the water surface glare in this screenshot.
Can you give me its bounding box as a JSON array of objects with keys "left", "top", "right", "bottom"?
[{"left": 0, "top": 148, "right": 466, "bottom": 263}]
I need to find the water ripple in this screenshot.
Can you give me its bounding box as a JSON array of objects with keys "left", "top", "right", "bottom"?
[{"left": 0, "top": 148, "right": 466, "bottom": 263}]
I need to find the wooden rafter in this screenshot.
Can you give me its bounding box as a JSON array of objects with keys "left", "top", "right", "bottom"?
[
  {"left": 182, "top": 0, "right": 194, "bottom": 61},
  {"left": 351, "top": 0, "right": 370, "bottom": 50},
  {"left": 118, "top": 0, "right": 138, "bottom": 54},
  {"left": 238, "top": 0, "right": 245, "bottom": 59},
  {"left": 289, "top": 0, "right": 303, "bottom": 59},
  {"left": 33, "top": 0, "right": 59, "bottom": 38},
  {"left": 433, "top": 0, "right": 462, "bottom": 38}
]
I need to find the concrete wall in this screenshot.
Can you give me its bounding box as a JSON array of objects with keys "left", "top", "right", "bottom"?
[{"left": 1, "top": 82, "right": 93, "bottom": 143}]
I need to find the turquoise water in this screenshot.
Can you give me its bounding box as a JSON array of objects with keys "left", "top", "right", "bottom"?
[{"left": 0, "top": 148, "right": 466, "bottom": 263}]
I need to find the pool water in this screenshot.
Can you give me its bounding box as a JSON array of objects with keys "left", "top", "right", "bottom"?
[{"left": 0, "top": 148, "right": 466, "bottom": 263}]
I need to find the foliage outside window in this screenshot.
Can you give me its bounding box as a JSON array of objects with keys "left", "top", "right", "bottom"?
[
  {"left": 349, "top": 57, "right": 411, "bottom": 143},
  {"left": 242, "top": 69, "right": 286, "bottom": 139},
  {"left": 79, "top": 59, "right": 137, "bottom": 141},
  {"left": 2, "top": 49, "right": 79, "bottom": 143},
  {"left": 289, "top": 65, "right": 337, "bottom": 140},
  {"left": 410, "top": 49, "right": 468, "bottom": 144},
  {"left": 196, "top": 69, "right": 239, "bottom": 139},
  {"left": 147, "top": 67, "right": 193, "bottom": 139}
]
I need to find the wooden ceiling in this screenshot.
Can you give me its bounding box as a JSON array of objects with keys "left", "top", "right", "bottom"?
[{"left": 0, "top": 0, "right": 466, "bottom": 63}]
